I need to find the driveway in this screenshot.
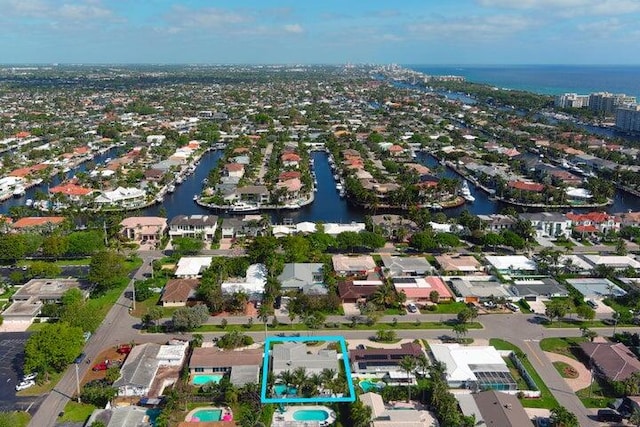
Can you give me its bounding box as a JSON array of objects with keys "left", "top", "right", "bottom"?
[
  {"left": 342, "top": 303, "right": 360, "bottom": 317},
  {"left": 543, "top": 351, "right": 592, "bottom": 392}
]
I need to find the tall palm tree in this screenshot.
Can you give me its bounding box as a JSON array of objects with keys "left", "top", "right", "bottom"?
[
  {"left": 399, "top": 356, "right": 417, "bottom": 402},
  {"left": 292, "top": 367, "right": 307, "bottom": 389}
]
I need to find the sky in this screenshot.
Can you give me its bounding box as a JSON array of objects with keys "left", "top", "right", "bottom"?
[{"left": 2, "top": 0, "right": 640, "bottom": 64}]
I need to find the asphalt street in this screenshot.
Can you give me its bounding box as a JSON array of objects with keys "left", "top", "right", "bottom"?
[{"left": 0, "top": 332, "right": 44, "bottom": 413}]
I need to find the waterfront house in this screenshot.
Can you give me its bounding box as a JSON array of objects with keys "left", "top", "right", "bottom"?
[
  {"left": 520, "top": 212, "right": 572, "bottom": 239},
  {"left": 160, "top": 279, "right": 199, "bottom": 307},
  {"left": 143, "top": 168, "right": 165, "bottom": 182},
  {"left": 281, "top": 152, "right": 301, "bottom": 168},
  {"left": 566, "top": 211, "right": 621, "bottom": 234},
  {"left": 49, "top": 181, "right": 93, "bottom": 202},
  {"left": 477, "top": 214, "right": 516, "bottom": 233},
  {"left": 507, "top": 181, "right": 545, "bottom": 192},
  {"left": 169, "top": 214, "right": 219, "bottom": 241},
  {"left": 237, "top": 185, "right": 270, "bottom": 204},
  {"left": 271, "top": 342, "right": 339, "bottom": 377},
  {"left": 224, "top": 163, "right": 245, "bottom": 178},
  {"left": 11, "top": 216, "right": 65, "bottom": 232},
  {"left": 277, "top": 263, "right": 326, "bottom": 295},
  {"left": 332, "top": 255, "right": 376, "bottom": 276},
  {"left": 615, "top": 211, "right": 640, "bottom": 227},
  {"left": 580, "top": 342, "right": 640, "bottom": 382},
  {"left": 94, "top": 187, "right": 146, "bottom": 209},
  {"left": 120, "top": 216, "right": 167, "bottom": 247},
  {"left": 189, "top": 348, "right": 262, "bottom": 386}
]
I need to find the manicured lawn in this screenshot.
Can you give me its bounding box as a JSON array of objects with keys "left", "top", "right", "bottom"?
[
  {"left": 576, "top": 380, "right": 616, "bottom": 408},
  {"left": 60, "top": 402, "right": 97, "bottom": 423},
  {"left": 130, "top": 296, "right": 180, "bottom": 318},
  {"left": 544, "top": 319, "right": 607, "bottom": 328},
  {"left": 0, "top": 411, "right": 30, "bottom": 427},
  {"left": 16, "top": 371, "right": 64, "bottom": 397},
  {"left": 539, "top": 337, "right": 587, "bottom": 360},
  {"left": 431, "top": 301, "right": 467, "bottom": 314},
  {"left": 489, "top": 339, "right": 559, "bottom": 409}
]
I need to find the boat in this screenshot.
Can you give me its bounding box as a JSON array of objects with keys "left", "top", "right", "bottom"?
[
  {"left": 13, "top": 187, "right": 25, "bottom": 198},
  {"left": 25, "top": 199, "right": 33, "bottom": 207},
  {"left": 167, "top": 185, "right": 175, "bottom": 193},
  {"left": 229, "top": 202, "right": 259, "bottom": 213},
  {"left": 193, "top": 194, "right": 199, "bottom": 201},
  {"left": 336, "top": 183, "right": 343, "bottom": 191},
  {"left": 339, "top": 189, "right": 345, "bottom": 198},
  {"left": 460, "top": 180, "right": 475, "bottom": 202},
  {"left": 176, "top": 176, "right": 183, "bottom": 185}
]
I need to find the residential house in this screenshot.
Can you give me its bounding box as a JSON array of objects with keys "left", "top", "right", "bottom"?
[
  {"left": 143, "top": 168, "right": 165, "bottom": 182},
  {"left": 332, "top": 255, "right": 376, "bottom": 276},
  {"left": 94, "top": 187, "right": 146, "bottom": 209},
  {"left": 447, "top": 276, "right": 514, "bottom": 303},
  {"left": 160, "top": 279, "right": 199, "bottom": 307},
  {"left": 85, "top": 405, "right": 151, "bottom": 427},
  {"left": 281, "top": 152, "right": 301, "bottom": 168},
  {"left": 169, "top": 215, "right": 219, "bottom": 241},
  {"left": 370, "top": 215, "right": 420, "bottom": 240},
  {"left": 566, "top": 211, "right": 621, "bottom": 234},
  {"left": 520, "top": 212, "right": 572, "bottom": 239},
  {"left": 509, "top": 278, "right": 568, "bottom": 301},
  {"left": 221, "top": 264, "right": 267, "bottom": 299},
  {"left": 459, "top": 390, "right": 532, "bottom": 427},
  {"left": 271, "top": 342, "right": 339, "bottom": 376},
  {"left": 237, "top": 185, "right": 270, "bottom": 204},
  {"left": 393, "top": 276, "right": 454, "bottom": 303},
  {"left": 11, "top": 216, "right": 65, "bottom": 231},
  {"left": 278, "top": 263, "right": 326, "bottom": 295},
  {"left": 360, "top": 392, "right": 439, "bottom": 427},
  {"left": 580, "top": 342, "right": 640, "bottom": 382},
  {"left": 616, "top": 211, "right": 640, "bottom": 227},
  {"left": 224, "top": 163, "right": 245, "bottom": 178},
  {"left": 189, "top": 348, "right": 262, "bottom": 386},
  {"left": 485, "top": 255, "right": 537, "bottom": 275},
  {"left": 434, "top": 254, "right": 482, "bottom": 274},
  {"left": 49, "top": 182, "right": 93, "bottom": 202},
  {"left": 174, "top": 257, "right": 212, "bottom": 278},
  {"left": 120, "top": 217, "right": 167, "bottom": 246},
  {"left": 581, "top": 255, "right": 640, "bottom": 271},
  {"left": 350, "top": 342, "right": 424, "bottom": 376},
  {"left": 477, "top": 214, "right": 516, "bottom": 233},
  {"left": 380, "top": 255, "right": 432, "bottom": 277},
  {"left": 565, "top": 278, "right": 627, "bottom": 300},
  {"left": 430, "top": 343, "right": 517, "bottom": 390},
  {"left": 338, "top": 280, "right": 383, "bottom": 303}
]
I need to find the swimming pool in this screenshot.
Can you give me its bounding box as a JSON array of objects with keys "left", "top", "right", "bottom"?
[
  {"left": 192, "top": 374, "right": 224, "bottom": 385},
  {"left": 190, "top": 409, "right": 222, "bottom": 422},
  {"left": 293, "top": 409, "right": 330, "bottom": 422},
  {"left": 274, "top": 384, "right": 297, "bottom": 396},
  {"left": 359, "top": 380, "right": 385, "bottom": 392}
]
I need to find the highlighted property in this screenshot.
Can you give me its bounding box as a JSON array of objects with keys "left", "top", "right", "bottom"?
[{"left": 260, "top": 335, "right": 356, "bottom": 404}]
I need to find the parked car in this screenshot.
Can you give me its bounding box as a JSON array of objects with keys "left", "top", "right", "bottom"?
[
  {"left": 602, "top": 318, "right": 616, "bottom": 326},
  {"left": 73, "top": 353, "right": 86, "bottom": 364},
  {"left": 116, "top": 344, "right": 132, "bottom": 355},
  {"left": 505, "top": 302, "right": 520, "bottom": 312},
  {"left": 356, "top": 344, "right": 366, "bottom": 350},
  {"left": 92, "top": 360, "right": 111, "bottom": 371},
  {"left": 483, "top": 301, "right": 497, "bottom": 309},
  {"left": 597, "top": 409, "right": 622, "bottom": 422},
  {"left": 407, "top": 303, "right": 418, "bottom": 313},
  {"left": 15, "top": 380, "right": 35, "bottom": 391},
  {"left": 586, "top": 299, "right": 599, "bottom": 309},
  {"left": 22, "top": 372, "right": 37, "bottom": 382}
]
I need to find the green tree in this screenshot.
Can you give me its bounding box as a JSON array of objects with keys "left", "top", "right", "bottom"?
[
  {"left": 24, "top": 322, "right": 84, "bottom": 375},
  {"left": 348, "top": 399, "right": 372, "bottom": 427},
  {"left": 172, "top": 304, "right": 209, "bottom": 331},
  {"left": 616, "top": 239, "right": 628, "bottom": 256},
  {"left": 88, "top": 250, "right": 127, "bottom": 291},
  {"left": 80, "top": 380, "right": 117, "bottom": 406},
  {"left": 0, "top": 233, "right": 28, "bottom": 262},
  {"left": 26, "top": 261, "right": 62, "bottom": 279},
  {"left": 42, "top": 234, "right": 69, "bottom": 258},
  {"left": 409, "top": 231, "right": 437, "bottom": 252},
  {"left": 457, "top": 306, "right": 478, "bottom": 324},
  {"left": 399, "top": 356, "right": 417, "bottom": 402},
  {"left": 580, "top": 327, "right": 597, "bottom": 342},
  {"left": 280, "top": 235, "right": 311, "bottom": 263},
  {"left": 247, "top": 236, "right": 279, "bottom": 264},
  {"left": 630, "top": 409, "right": 640, "bottom": 427},
  {"left": 452, "top": 322, "right": 469, "bottom": 342},
  {"left": 66, "top": 231, "right": 105, "bottom": 256},
  {"left": 576, "top": 305, "right": 595, "bottom": 323},
  {"left": 545, "top": 299, "right": 570, "bottom": 322},
  {"left": 482, "top": 232, "right": 504, "bottom": 250},
  {"left": 550, "top": 405, "right": 579, "bottom": 427},
  {"left": 105, "top": 366, "right": 121, "bottom": 384}
]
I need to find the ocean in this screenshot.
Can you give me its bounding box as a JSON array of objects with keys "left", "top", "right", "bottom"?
[{"left": 407, "top": 65, "right": 640, "bottom": 99}]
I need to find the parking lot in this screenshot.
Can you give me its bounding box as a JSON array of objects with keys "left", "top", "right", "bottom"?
[
  {"left": 0, "top": 265, "right": 89, "bottom": 282},
  {"left": 0, "top": 332, "right": 41, "bottom": 412}
]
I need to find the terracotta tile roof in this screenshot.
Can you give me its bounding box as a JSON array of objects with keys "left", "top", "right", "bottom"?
[
  {"left": 49, "top": 183, "right": 93, "bottom": 196},
  {"left": 161, "top": 279, "right": 199, "bottom": 303},
  {"left": 574, "top": 225, "right": 598, "bottom": 233},
  {"left": 12, "top": 217, "right": 65, "bottom": 228},
  {"left": 15, "top": 131, "right": 31, "bottom": 138},
  {"left": 388, "top": 144, "right": 404, "bottom": 153},
  {"left": 566, "top": 211, "right": 614, "bottom": 223},
  {"left": 279, "top": 171, "right": 302, "bottom": 181},
  {"left": 508, "top": 181, "right": 545, "bottom": 192},
  {"left": 281, "top": 153, "right": 301, "bottom": 162},
  {"left": 225, "top": 163, "right": 244, "bottom": 172},
  {"left": 9, "top": 163, "right": 48, "bottom": 177}
]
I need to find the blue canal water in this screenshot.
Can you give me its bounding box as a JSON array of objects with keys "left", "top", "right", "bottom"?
[{"left": 3, "top": 147, "right": 640, "bottom": 220}]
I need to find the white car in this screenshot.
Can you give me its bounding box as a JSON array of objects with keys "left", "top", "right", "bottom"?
[
  {"left": 15, "top": 380, "right": 35, "bottom": 391},
  {"left": 22, "top": 373, "right": 37, "bottom": 382}
]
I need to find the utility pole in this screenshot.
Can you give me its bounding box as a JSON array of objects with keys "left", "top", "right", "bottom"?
[{"left": 131, "top": 279, "right": 136, "bottom": 311}]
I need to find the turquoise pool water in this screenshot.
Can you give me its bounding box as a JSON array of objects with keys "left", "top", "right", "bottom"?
[
  {"left": 359, "top": 380, "right": 385, "bottom": 392},
  {"left": 191, "top": 409, "right": 222, "bottom": 422},
  {"left": 192, "top": 374, "right": 223, "bottom": 385},
  {"left": 274, "top": 384, "right": 297, "bottom": 396},
  {"left": 293, "top": 409, "right": 329, "bottom": 422}
]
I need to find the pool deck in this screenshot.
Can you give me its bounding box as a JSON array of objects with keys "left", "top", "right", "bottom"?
[{"left": 272, "top": 405, "right": 336, "bottom": 427}]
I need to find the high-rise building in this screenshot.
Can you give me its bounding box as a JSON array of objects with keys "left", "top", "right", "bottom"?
[
  {"left": 589, "top": 92, "right": 636, "bottom": 114},
  {"left": 615, "top": 105, "right": 640, "bottom": 133},
  {"left": 555, "top": 93, "right": 589, "bottom": 108}
]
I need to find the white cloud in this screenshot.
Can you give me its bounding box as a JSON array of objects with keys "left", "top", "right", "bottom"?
[
  {"left": 283, "top": 23, "right": 304, "bottom": 34},
  {"left": 408, "top": 14, "right": 537, "bottom": 41},
  {"left": 166, "top": 6, "right": 251, "bottom": 30},
  {"left": 477, "top": 0, "right": 640, "bottom": 16}
]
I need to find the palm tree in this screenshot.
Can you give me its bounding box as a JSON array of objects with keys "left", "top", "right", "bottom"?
[
  {"left": 292, "top": 367, "right": 307, "bottom": 389},
  {"left": 399, "top": 356, "right": 417, "bottom": 402},
  {"left": 452, "top": 322, "right": 469, "bottom": 342},
  {"left": 320, "top": 368, "right": 337, "bottom": 390},
  {"left": 370, "top": 282, "right": 397, "bottom": 308},
  {"left": 257, "top": 303, "right": 272, "bottom": 340},
  {"left": 416, "top": 354, "right": 430, "bottom": 378}
]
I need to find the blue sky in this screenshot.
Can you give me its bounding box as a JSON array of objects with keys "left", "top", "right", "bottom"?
[{"left": 2, "top": 0, "right": 640, "bottom": 64}]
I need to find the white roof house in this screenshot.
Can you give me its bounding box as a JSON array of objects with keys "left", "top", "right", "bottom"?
[
  {"left": 430, "top": 343, "right": 512, "bottom": 388},
  {"left": 94, "top": 187, "right": 146, "bottom": 208},
  {"left": 360, "top": 392, "right": 438, "bottom": 427},
  {"left": 324, "top": 222, "right": 366, "bottom": 236},
  {"left": 485, "top": 255, "right": 537, "bottom": 274},
  {"left": 582, "top": 255, "right": 640, "bottom": 270},
  {"left": 175, "top": 257, "right": 212, "bottom": 278},
  {"left": 221, "top": 263, "right": 267, "bottom": 296}
]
